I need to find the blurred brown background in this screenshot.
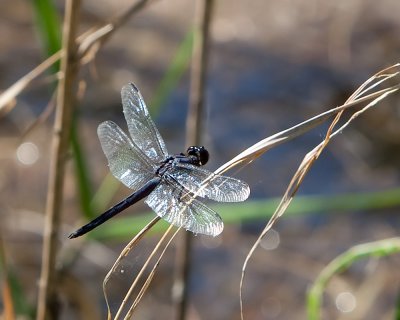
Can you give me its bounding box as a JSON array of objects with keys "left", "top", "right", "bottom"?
[{"left": 1, "top": 0, "right": 400, "bottom": 319}]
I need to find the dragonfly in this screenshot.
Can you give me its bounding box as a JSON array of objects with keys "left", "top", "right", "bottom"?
[{"left": 69, "top": 83, "right": 250, "bottom": 239}]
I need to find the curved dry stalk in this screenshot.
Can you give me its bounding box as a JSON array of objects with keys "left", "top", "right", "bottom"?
[
  {"left": 215, "top": 86, "right": 399, "bottom": 176},
  {"left": 124, "top": 227, "right": 181, "bottom": 319},
  {"left": 237, "top": 63, "right": 399, "bottom": 320},
  {"left": 168, "top": 66, "right": 399, "bottom": 239},
  {"left": 102, "top": 216, "right": 160, "bottom": 319},
  {"left": 113, "top": 224, "right": 175, "bottom": 320},
  {"left": 102, "top": 220, "right": 180, "bottom": 320}
]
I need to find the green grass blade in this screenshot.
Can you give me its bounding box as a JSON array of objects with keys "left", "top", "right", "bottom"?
[
  {"left": 149, "top": 30, "right": 194, "bottom": 114},
  {"left": 87, "top": 187, "right": 400, "bottom": 241},
  {"left": 90, "top": 173, "right": 121, "bottom": 215},
  {"left": 307, "top": 238, "right": 400, "bottom": 320},
  {"left": 8, "top": 271, "right": 36, "bottom": 318},
  {"left": 0, "top": 241, "right": 35, "bottom": 318},
  {"left": 395, "top": 292, "right": 400, "bottom": 320},
  {"left": 31, "top": 0, "right": 61, "bottom": 69},
  {"left": 71, "top": 117, "right": 94, "bottom": 219}
]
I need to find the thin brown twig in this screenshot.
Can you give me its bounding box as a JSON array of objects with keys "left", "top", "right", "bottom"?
[
  {"left": 173, "top": 1, "right": 214, "bottom": 319},
  {"left": 0, "top": 51, "right": 62, "bottom": 116},
  {"left": 0, "top": 0, "right": 155, "bottom": 117},
  {"left": 22, "top": 90, "right": 57, "bottom": 139},
  {"left": 77, "top": 0, "right": 156, "bottom": 62},
  {"left": 36, "top": 1, "right": 81, "bottom": 319},
  {"left": 186, "top": 0, "right": 214, "bottom": 145}
]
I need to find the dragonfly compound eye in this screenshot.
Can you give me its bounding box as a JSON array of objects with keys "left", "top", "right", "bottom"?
[{"left": 187, "top": 146, "right": 209, "bottom": 166}]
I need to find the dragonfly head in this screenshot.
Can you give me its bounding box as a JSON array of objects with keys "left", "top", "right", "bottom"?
[{"left": 187, "top": 146, "right": 209, "bottom": 166}]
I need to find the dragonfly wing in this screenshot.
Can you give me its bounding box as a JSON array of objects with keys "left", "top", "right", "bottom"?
[
  {"left": 168, "top": 163, "right": 250, "bottom": 202},
  {"left": 121, "top": 83, "right": 169, "bottom": 162},
  {"left": 145, "top": 181, "right": 224, "bottom": 236},
  {"left": 97, "top": 121, "right": 154, "bottom": 190}
]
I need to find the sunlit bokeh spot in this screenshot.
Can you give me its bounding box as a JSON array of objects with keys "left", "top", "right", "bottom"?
[
  {"left": 336, "top": 291, "right": 356, "bottom": 313},
  {"left": 260, "top": 229, "right": 280, "bottom": 251},
  {"left": 16, "top": 142, "right": 39, "bottom": 166}
]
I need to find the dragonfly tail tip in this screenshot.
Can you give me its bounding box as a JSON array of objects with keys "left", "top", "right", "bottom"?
[{"left": 68, "top": 232, "right": 77, "bottom": 239}]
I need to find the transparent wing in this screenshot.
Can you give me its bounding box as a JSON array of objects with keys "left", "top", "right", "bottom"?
[
  {"left": 168, "top": 163, "right": 250, "bottom": 202},
  {"left": 97, "top": 121, "right": 155, "bottom": 190},
  {"left": 145, "top": 180, "right": 223, "bottom": 237},
  {"left": 121, "top": 83, "right": 168, "bottom": 162}
]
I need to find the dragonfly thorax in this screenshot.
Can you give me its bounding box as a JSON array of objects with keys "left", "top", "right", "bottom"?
[{"left": 154, "top": 146, "right": 209, "bottom": 177}]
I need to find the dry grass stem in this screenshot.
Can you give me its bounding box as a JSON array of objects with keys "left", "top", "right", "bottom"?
[
  {"left": 174, "top": 0, "right": 215, "bottom": 319},
  {"left": 102, "top": 218, "right": 180, "bottom": 320},
  {"left": 215, "top": 78, "right": 399, "bottom": 176},
  {"left": 78, "top": 0, "right": 156, "bottom": 64},
  {"left": 102, "top": 216, "right": 160, "bottom": 319},
  {"left": 0, "top": 0, "right": 154, "bottom": 119},
  {"left": 22, "top": 90, "right": 58, "bottom": 139},
  {"left": 237, "top": 63, "right": 399, "bottom": 320},
  {"left": 36, "top": 0, "right": 81, "bottom": 319},
  {"left": 0, "top": 51, "right": 62, "bottom": 117},
  {"left": 114, "top": 224, "right": 175, "bottom": 319},
  {"left": 125, "top": 227, "right": 181, "bottom": 319},
  {"left": 186, "top": 0, "right": 214, "bottom": 145}
]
